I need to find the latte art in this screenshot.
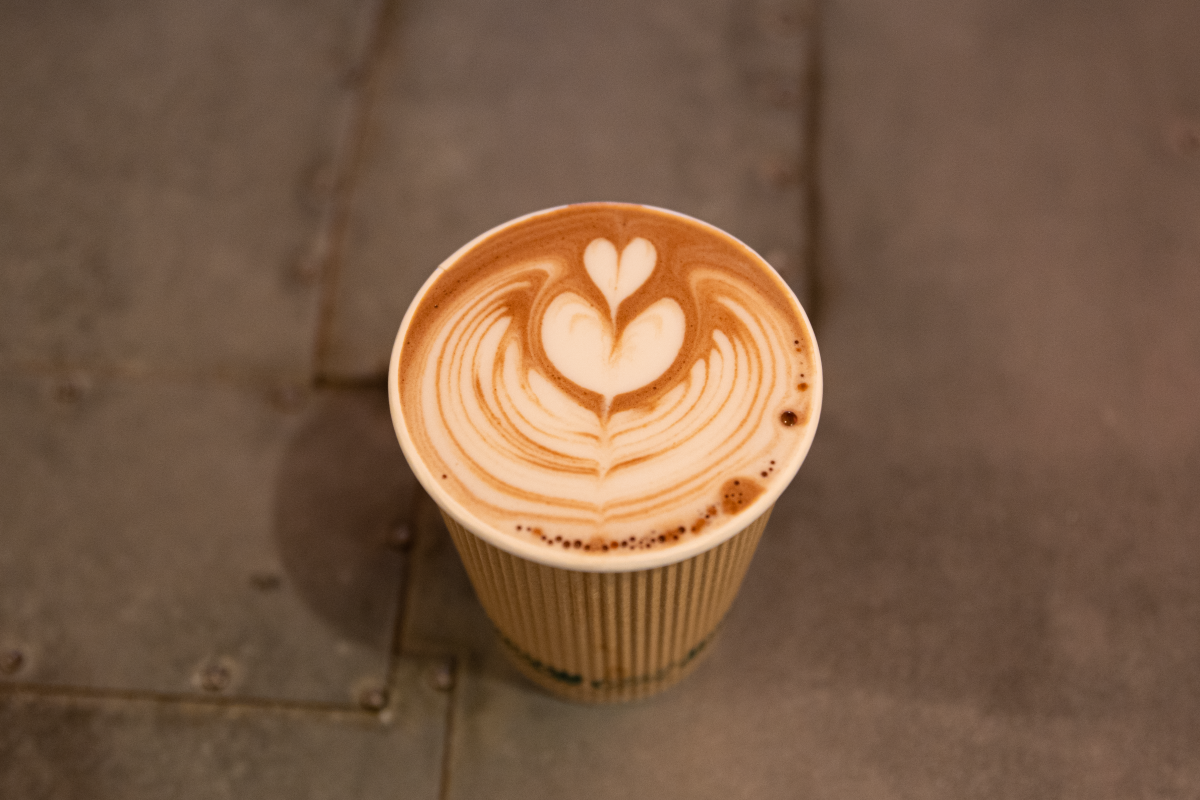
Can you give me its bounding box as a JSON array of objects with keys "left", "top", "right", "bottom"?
[
  {"left": 542, "top": 238, "right": 685, "bottom": 405},
  {"left": 395, "top": 204, "right": 819, "bottom": 555}
]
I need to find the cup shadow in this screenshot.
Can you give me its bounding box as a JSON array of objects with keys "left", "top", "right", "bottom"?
[{"left": 272, "top": 388, "right": 416, "bottom": 649}]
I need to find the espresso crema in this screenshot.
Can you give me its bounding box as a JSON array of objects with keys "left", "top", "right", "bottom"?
[{"left": 395, "top": 204, "right": 819, "bottom": 555}]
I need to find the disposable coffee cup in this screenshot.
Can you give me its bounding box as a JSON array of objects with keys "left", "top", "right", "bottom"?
[{"left": 388, "top": 204, "right": 822, "bottom": 702}]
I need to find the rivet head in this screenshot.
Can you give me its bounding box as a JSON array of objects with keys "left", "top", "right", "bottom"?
[
  {"left": 54, "top": 374, "right": 92, "bottom": 404},
  {"left": 0, "top": 649, "right": 24, "bottom": 675},
  {"left": 386, "top": 523, "right": 413, "bottom": 551},
  {"left": 431, "top": 660, "right": 455, "bottom": 692},
  {"left": 195, "top": 658, "right": 235, "bottom": 693},
  {"left": 358, "top": 685, "right": 389, "bottom": 711},
  {"left": 250, "top": 571, "right": 282, "bottom": 591}
]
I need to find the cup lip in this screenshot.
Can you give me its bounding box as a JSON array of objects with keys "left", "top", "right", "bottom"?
[{"left": 388, "top": 202, "right": 823, "bottom": 573}]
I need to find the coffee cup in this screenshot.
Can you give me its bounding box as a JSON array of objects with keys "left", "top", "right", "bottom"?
[{"left": 388, "top": 203, "right": 821, "bottom": 702}]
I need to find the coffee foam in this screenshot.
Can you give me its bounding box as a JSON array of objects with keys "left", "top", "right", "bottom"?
[{"left": 395, "top": 204, "right": 819, "bottom": 558}]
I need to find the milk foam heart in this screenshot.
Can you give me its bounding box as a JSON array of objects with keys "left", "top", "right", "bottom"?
[
  {"left": 542, "top": 238, "right": 685, "bottom": 402},
  {"left": 583, "top": 237, "right": 657, "bottom": 322},
  {"left": 395, "top": 204, "right": 821, "bottom": 557}
]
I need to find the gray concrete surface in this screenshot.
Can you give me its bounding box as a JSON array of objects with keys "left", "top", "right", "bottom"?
[
  {"left": 0, "top": 657, "right": 448, "bottom": 800},
  {"left": 0, "top": 378, "right": 412, "bottom": 704},
  {"left": 319, "top": 0, "right": 813, "bottom": 378},
  {"left": 0, "top": 0, "right": 376, "bottom": 381},
  {"left": 3, "top": 0, "right": 1200, "bottom": 796}
]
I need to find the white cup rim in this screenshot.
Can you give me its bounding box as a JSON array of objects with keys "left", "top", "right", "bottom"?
[{"left": 387, "top": 202, "right": 823, "bottom": 573}]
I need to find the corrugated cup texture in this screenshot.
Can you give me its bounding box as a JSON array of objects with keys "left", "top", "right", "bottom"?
[{"left": 442, "top": 508, "right": 772, "bottom": 703}]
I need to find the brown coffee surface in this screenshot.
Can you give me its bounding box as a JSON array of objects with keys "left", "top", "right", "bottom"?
[{"left": 397, "top": 204, "right": 817, "bottom": 554}]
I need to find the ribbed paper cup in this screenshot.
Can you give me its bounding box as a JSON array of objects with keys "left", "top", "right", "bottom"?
[
  {"left": 388, "top": 205, "right": 822, "bottom": 703},
  {"left": 441, "top": 504, "right": 773, "bottom": 702}
]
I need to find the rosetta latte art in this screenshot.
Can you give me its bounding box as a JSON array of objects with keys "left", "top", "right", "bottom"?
[{"left": 398, "top": 204, "right": 816, "bottom": 553}]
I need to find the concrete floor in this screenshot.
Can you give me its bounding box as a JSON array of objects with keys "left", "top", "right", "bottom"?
[{"left": 3, "top": 0, "right": 1199, "bottom": 797}]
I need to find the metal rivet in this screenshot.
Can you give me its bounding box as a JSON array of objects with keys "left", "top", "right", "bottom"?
[
  {"left": 358, "top": 685, "right": 389, "bottom": 711},
  {"left": 197, "top": 659, "right": 233, "bottom": 692},
  {"left": 431, "top": 660, "right": 455, "bottom": 692},
  {"left": 250, "top": 572, "right": 281, "bottom": 591},
  {"left": 0, "top": 649, "right": 24, "bottom": 676},
  {"left": 54, "top": 374, "right": 91, "bottom": 403},
  {"left": 386, "top": 523, "right": 413, "bottom": 551}
]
